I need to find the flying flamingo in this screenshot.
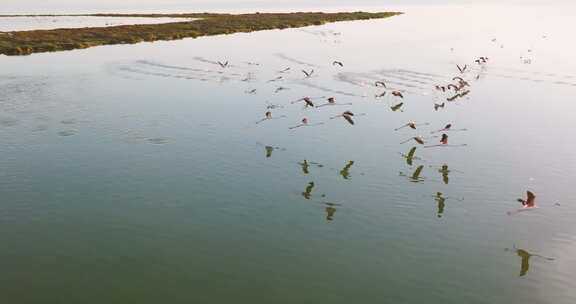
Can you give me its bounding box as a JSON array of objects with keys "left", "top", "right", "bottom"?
[
  {"left": 330, "top": 111, "right": 355, "bottom": 125},
  {"left": 291, "top": 97, "right": 315, "bottom": 108},
  {"left": 431, "top": 123, "right": 467, "bottom": 133},
  {"left": 434, "top": 102, "right": 445, "bottom": 111},
  {"left": 457, "top": 64, "right": 467, "bottom": 73},
  {"left": 400, "top": 136, "right": 426, "bottom": 145},
  {"left": 317, "top": 97, "right": 352, "bottom": 107},
  {"left": 518, "top": 191, "right": 537, "bottom": 208},
  {"left": 255, "top": 111, "right": 285, "bottom": 124},
  {"left": 302, "top": 69, "right": 314, "bottom": 78},
  {"left": 289, "top": 118, "right": 323, "bottom": 129},
  {"left": 375, "top": 81, "right": 387, "bottom": 87},
  {"left": 395, "top": 121, "right": 430, "bottom": 131}
]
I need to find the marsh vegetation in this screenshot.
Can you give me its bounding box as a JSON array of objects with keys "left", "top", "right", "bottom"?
[{"left": 0, "top": 12, "right": 400, "bottom": 55}]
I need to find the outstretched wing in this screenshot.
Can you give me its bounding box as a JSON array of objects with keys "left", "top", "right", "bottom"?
[
  {"left": 526, "top": 191, "right": 536, "bottom": 207},
  {"left": 343, "top": 114, "right": 355, "bottom": 125}
]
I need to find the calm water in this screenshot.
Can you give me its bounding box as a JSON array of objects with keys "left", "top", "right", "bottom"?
[
  {"left": 1, "top": 4, "right": 576, "bottom": 303},
  {"left": 0, "top": 16, "right": 194, "bottom": 32}
]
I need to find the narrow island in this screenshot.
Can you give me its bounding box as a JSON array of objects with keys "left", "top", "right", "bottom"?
[{"left": 0, "top": 12, "right": 401, "bottom": 56}]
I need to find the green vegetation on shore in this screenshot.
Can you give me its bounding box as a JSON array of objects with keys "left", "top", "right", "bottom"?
[{"left": 0, "top": 12, "right": 401, "bottom": 56}]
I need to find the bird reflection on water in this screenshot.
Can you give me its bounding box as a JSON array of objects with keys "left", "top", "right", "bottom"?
[
  {"left": 339, "top": 161, "right": 355, "bottom": 180},
  {"left": 505, "top": 246, "right": 555, "bottom": 277},
  {"left": 302, "top": 182, "right": 315, "bottom": 200}
]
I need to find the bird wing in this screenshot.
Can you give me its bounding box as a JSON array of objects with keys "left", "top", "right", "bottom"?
[
  {"left": 343, "top": 114, "right": 355, "bottom": 125},
  {"left": 526, "top": 191, "right": 536, "bottom": 207}
]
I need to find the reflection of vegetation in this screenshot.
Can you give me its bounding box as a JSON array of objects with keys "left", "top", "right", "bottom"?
[
  {"left": 0, "top": 12, "right": 401, "bottom": 56},
  {"left": 339, "top": 161, "right": 354, "bottom": 180}
]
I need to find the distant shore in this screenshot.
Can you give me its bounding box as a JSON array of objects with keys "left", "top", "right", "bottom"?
[{"left": 0, "top": 12, "right": 401, "bottom": 56}]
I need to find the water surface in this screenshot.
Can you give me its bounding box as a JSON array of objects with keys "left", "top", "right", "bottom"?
[
  {"left": 1, "top": 4, "right": 575, "bottom": 304},
  {"left": 0, "top": 16, "right": 194, "bottom": 32}
]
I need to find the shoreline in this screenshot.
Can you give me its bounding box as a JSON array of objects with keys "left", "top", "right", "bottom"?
[{"left": 0, "top": 12, "right": 401, "bottom": 56}]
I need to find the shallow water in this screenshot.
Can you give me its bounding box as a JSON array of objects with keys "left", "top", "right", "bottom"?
[
  {"left": 0, "top": 16, "right": 194, "bottom": 32},
  {"left": 1, "top": 4, "right": 575, "bottom": 304}
]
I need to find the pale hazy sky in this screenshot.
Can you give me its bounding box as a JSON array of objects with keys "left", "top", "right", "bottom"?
[{"left": 2, "top": 0, "right": 572, "bottom": 14}]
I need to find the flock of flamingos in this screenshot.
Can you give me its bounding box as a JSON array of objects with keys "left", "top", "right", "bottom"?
[{"left": 114, "top": 27, "right": 563, "bottom": 276}]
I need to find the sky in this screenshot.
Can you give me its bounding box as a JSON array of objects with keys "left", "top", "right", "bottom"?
[{"left": 1, "top": 0, "right": 573, "bottom": 14}]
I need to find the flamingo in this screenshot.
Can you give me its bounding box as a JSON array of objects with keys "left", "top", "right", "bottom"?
[
  {"left": 375, "top": 81, "right": 387, "bottom": 87},
  {"left": 275, "top": 87, "right": 289, "bottom": 93},
  {"left": 400, "top": 136, "right": 426, "bottom": 145},
  {"left": 302, "top": 69, "right": 314, "bottom": 78},
  {"left": 432, "top": 123, "right": 452, "bottom": 133},
  {"left": 435, "top": 85, "right": 446, "bottom": 92},
  {"left": 330, "top": 111, "right": 355, "bottom": 125},
  {"left": 375, "top": 91, "right": 387, "bottom": 98},
  {"left": 391, "top": 91, "right": 404, "bottom": 98},
  {"left": 289, "top": 118, "right": 323, "bottom": 129},
  {"left": 434, "top": 102, "right": 445, "bottom": 111},
  {"left": 457, "top": 64, "right": 467, "bottom": 73},
  {"left": 440, "top": 133, "right": 448, "bottom": 145},
  {"left": 447, "top": 84, "right": 460, "bottom": 91},
  {"left": 291, "top": 97, "right": 315, "bottom": 107},
  {"left": 395, "top": 121, "right": 430, "bottom": 131},
  {"left": 517, "top": 191, "right": 536, "bottom": 208},
  {"left": 255, "top": 111, "right": 285, "bottom": 124},
  {"left": 431, "top": 123, "right": 467, "bottom": 133},
  {"left": 267, "top": 76, "right": 283, "bottom": 82},
  {"left": 317, "top": 97, "right": 352, "bottom": 107}
]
